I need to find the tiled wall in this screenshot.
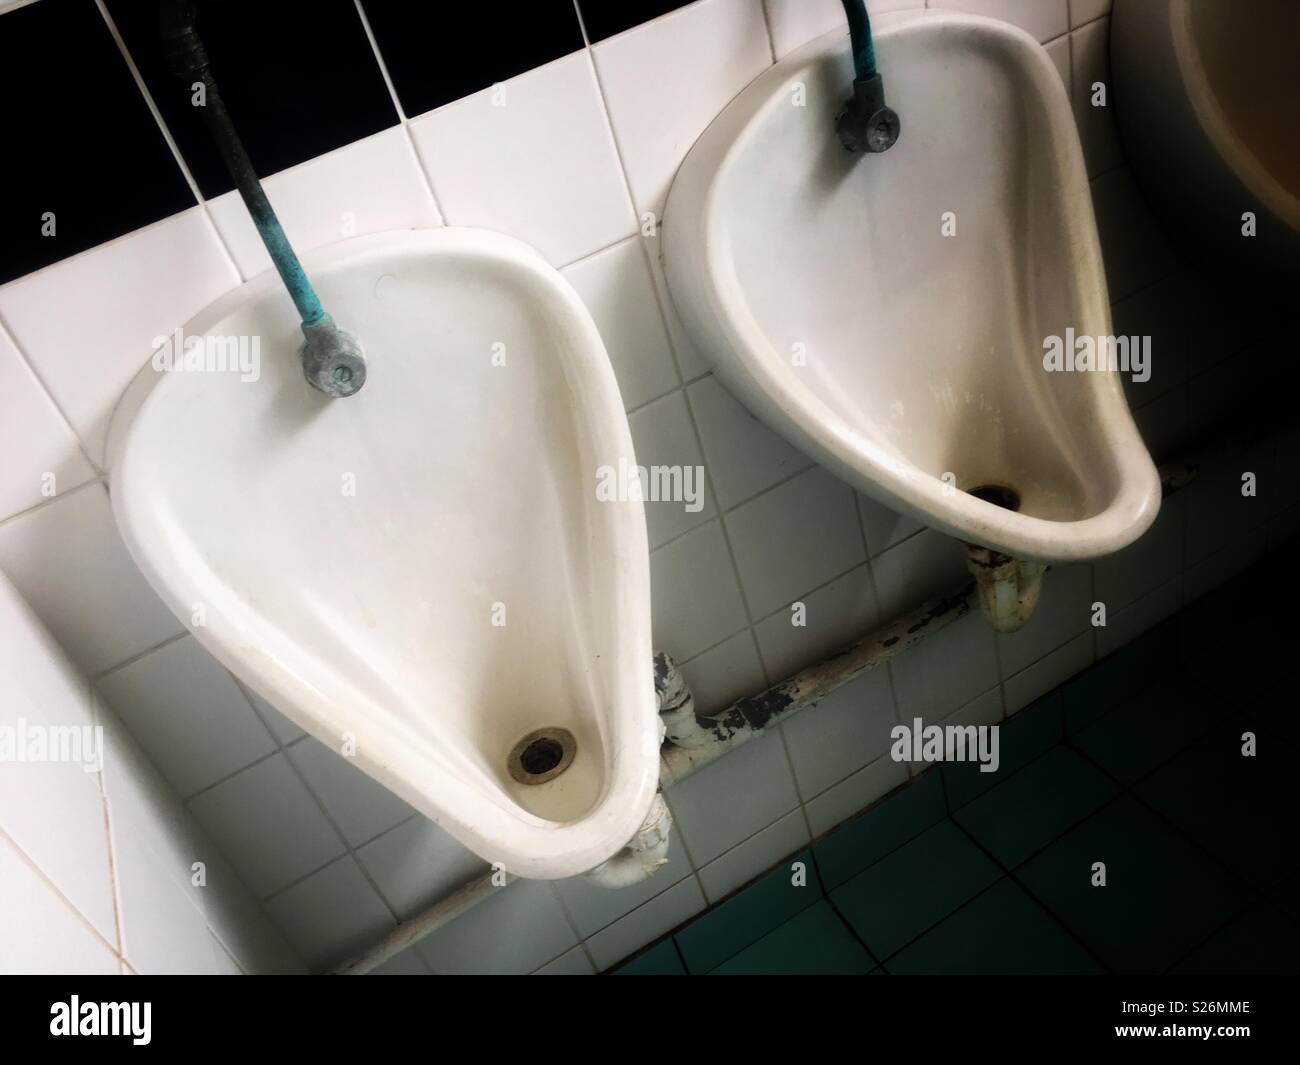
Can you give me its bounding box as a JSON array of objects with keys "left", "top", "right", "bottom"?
[
  {"left": 0, "top": 569, "right": 303, "bottom": 974},
  {"left": 0, "top": 0, "right": 1294, "bottom": 973}
]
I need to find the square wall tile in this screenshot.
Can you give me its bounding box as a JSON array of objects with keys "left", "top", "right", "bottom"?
[
  {"left": 356, "top": 816, "right": 487, "bottom": 920},
  {"left": 889, "top": 611, "right": 999, "bottom": 725},
  {"left": 188, "top": 753, "right": 345, "bottom": 898},
  {"left": 858, "top": 494, "right": 922, "bottom": 558},
  {"left": 0, "top": 484, "right": 185, "bottom": 677},
  {"left": 265, "top": 856, "right": 395, "bottom": 971},
  {"left": 417, "top": 879, "right": 577, "bottom": 975},
  {"left": 696, "top": 810, "right": 812, "bottom": 903},
  {"left": 1068, "top": 0, "right": 1111, "bottom": 28},
  {"left": 115, "top": 833, "right": 220, "bottom": 975},
  {"left": 725, "top": 466, "right": 866, "bottom": 618},
  {"left": 764, "top": 0, "right": 925, "bottom": 59},
  {"left": 0, "top": 324, "right": 96, "bottom": 521},
  {"left": 627, "top": 390, "right": 715, "bottom": 546},
  {"left": 997, "top": 562, "right": 1093, "bottom": 676},
  {"left": 754, "top": 563, "right": 879, "bottom": 681},
  {"left": 1004, "top": 631, "right": 1094, "bottom": 714},
  {"left": 535, "top": 946, "right": 596, "bottom": 975},
  {"left": 593, "top": 0, "right": 773, "bottom": 218},
  {"left": 411, "top": 53, "right": 636, "bottom": 266},
  {"left": 931, "top": 0, "right": 1068, "bottom": 43},
  {"left": 1071, "top": 17, "right": 1124, "bottom": 177},
  {"left": 587, "top": 875, "right": 707, "bottom": 971},
  {"left": 553, "top": 827, "right": 693, "bottom": 938},
  {"left": 805, "top": 756, "right": 910, "bottom": 837},
  {"left": 98, "top": 636, "right": 277, "bottom": 798},
  {"left": 561, "top": 238, "right": 680, "bottom": 410},
  {"left": 0, "top": 207, "right": 240, "bottom": 464},
  {"left": 285, "top": 736, "right": 415, "bottom": 848},
  {"left": 870, "top": 527, "right": 968, "bottom": 618},
  {"left": 207, "top": 129, "right": 441, "bottom": 280},
  {"left": 649, "top": 521, "right": 748, "bottom": 662},
  {"left": 781, "top": 668, "right": 897, "bottom": 799},
  {"left": 676, "top": 630, "right": 766, "bottom": 716},
  {"left": 1090, "top": 167, "right": 1179, "bottom": 302}
]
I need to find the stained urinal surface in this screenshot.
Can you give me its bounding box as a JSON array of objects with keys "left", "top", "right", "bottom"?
[
  {"left": 107, "top": 229, "right": 661, "bottom": 880},
  {"left": 663, "top": 11, "right": 1161, "bottom": 562}
]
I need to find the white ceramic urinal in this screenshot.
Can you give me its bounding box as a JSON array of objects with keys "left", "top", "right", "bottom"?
[
  {"left": 663, "top": 10, "right": 1161, "bottom": 563},
  {"left": 1112, "top": 0, "right": 1300, "bottom": 281},
  {"left": 107, "top": 229, "right": 661, "bottom": 880}
]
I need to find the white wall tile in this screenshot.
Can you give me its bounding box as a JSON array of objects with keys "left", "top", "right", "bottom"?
[
  {"left": 0, "top": 484, "right": 184, "bottom": 676},
  {"left": 285, "top": 735, "right": 415, "bottom": 848},
  {"left": 115, "top": 833, "right": 220, "bottom": 975},
  {"left": 764, "top": 0, "right": 925, "bottom": 59},
  {"left": 584, "top": 875, "right": 706, "bottom": 971},
  {"left": 207, "top": 128, "right": 441, "bottom": 280},
  {"left": 237, "top": 681, "right": 304, "bottom": 745},
  {"left": 1004, "top": 630, "right": 1093, "bottom": 713},
  {"left": 677, "top": 629, "right": 766, "bottom": 715},
  {"left": 553, "top": 828, "right": 693, "bottom": 938},
  {"left": 416, "top": 878, "right": 577, "bottom": 975},
  {"left": 1097, "top": 578, "right": 1180, "bottom": 657},
  {"left": 1094, "top": 491, "right": 1185, "bottom": 612},
  {"left": 997, "top": 562, "right": 1093, "bottom": 675},
  {"left": 696, "top": 809, "right": 810, "bottom": 902},
  {"left": 0, "top": 323, "right": 96, "bottom": 521},
  {"left": 98, "top": 636, "right": 277, "bottom": 798},
  {"left": 804, "top": 755, "right": 908, "bottom": 837},
  {"left": 0, "top": 208, "right": 239, "bottom": 464},
  {"left": 781, "top": 668, "right": 897, "bottom": 799},
  {"left": 1068, "top": 0, "right": 1111, "bottom": 28},
  {"left": 593, "top": 0, "right": 773, "bottom": 218},
  {"left": 649, "top": 521, "right": 748, "bottom": 661},
  {"left": 410, "top": 54, "right": 635, "bottom": 266},
  {"left": 931, "top": 0, "right": 1068, "bottom": 43},
  {"left": 870, "top": 527, "right": 968, "bottom": 618},
  {"left": 1070, "top": 17, "right": 1123, "bottom": 177},
  {"left": 1090, "top": 167, "right": 1179, "bottom": 302},
  {"left": 356, "top": 815, "right": 486, "bottom": 920},
  {"left": 0, "top": 834, "right": 118, "bottom": 975},
  {"left": 627, "top": 390, "right": 715, "bottom": 546},
  {"left": 889, "top": 610, "right": 999, "bottom": 722},
  {"left": 370, "top": 946, "right": 432, "bottom": 975},
  {"left": 667, "top": 730, "right": 800, "bottom": 865},
  {"left": 562, "top": 237, "right": 680, "bottom": 410},
  {"left": 724, "top": 466, "right": 866, "bottom": 618},
  {"left": 534, "top": 946, "right": 595, "bottom": 975},
  {"left": 858, "top": 493, "right": 922, "bottom": 558},
  {"left": 753, "top": 562, "right": 879, "bottom": 680},
  {"left": 265, "top": 856, "right": 395, "bottom": 971},
  {"left": 200, "top": 850, "right": 307, "bottom": 974},
  {"left": 1044, "top": 31, "right": 1071, "bottom": 97},
  {"left": 188, "top": 753, "right": 345, "bottom": 898}
]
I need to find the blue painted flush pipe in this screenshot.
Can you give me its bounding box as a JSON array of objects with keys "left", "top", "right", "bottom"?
[{"left": 835, "top": 0, "right": 901, "bottom": 154}]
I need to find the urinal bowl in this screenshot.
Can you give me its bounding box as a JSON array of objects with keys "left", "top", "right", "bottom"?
[
  {"left": 663, "top": 10, "right": 1161, "bottom": 564},
  {"left": 107, "top": 229, "right": 662, "bottom": 880}
]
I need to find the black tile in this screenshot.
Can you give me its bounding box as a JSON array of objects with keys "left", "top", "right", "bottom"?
[
  {"left": 360, "top": 2, "right": 584, "bottom": 119},
  {"left": 107, "top": 0, "right": 398, "bottom": 199},
  {"left": 578, "top": 0, "right": 695, "bottom": 42},
  {"left": 0, "top": 0, "right": 195, "bottom": 284}
]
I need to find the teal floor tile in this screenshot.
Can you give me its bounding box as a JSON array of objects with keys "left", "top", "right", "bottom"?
[
  {"left": 813, "top": 769, "right": 946, "bottom": 891},
  {"left": 1173, "top": 902, "right": 1300, "bottom": 975},
  {"left": 943, "top": 692, "right": 1064, "bottom": 810},
  {"left": 1247, "top": 684, "right": 1300, "bottom": 750},
  {"left": 1019, "top": 795, "right": 1253, "bottom": 973},
  {"left": 710, "top": 901, "right": 874, "bottom": 975},
  {"left": 1137, "top": 718, "right": 1300, "bottom": 891},
  {"left": 830, "top": 819, "right": 1001, "bottom": 959},
  {"left": 1074, "top": 674, "right": 1227, "bottom": 784},
  {"left": 675, "top": 850, "right": 819, "bottom": 974},
  {"left": 1179, "top": 586, "right": 1290, "bottom": 707},
  {"left": 1063, "top": 622, "right": 1177, "bottom": 735},
  {"left": 954, "top": 746, "right": 1120, "bottom": 869},
  {"left": 887, "top": 878, "right": 1103, "bottom": 974},
  {"left": 614, "top": 940, "right": 685, "bottom": 975}
]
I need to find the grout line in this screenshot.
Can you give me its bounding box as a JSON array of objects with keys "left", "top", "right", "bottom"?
[
  {"left": 0, "top": 467, "right": 105, "bottom": 531},
  {"left": 93, "top": 629, "right": 189, "bottom": 682},
  {"left": 89, "top": 694, "right": 127, "bottom": 958}
]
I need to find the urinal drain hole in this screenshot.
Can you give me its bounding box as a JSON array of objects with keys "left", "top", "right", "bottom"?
[
  {"left": 967, "top": 484, "right": 1021, "bottom": 512},
  {"left": 508, "top": 727, "right": 576, "bottom": 785}
]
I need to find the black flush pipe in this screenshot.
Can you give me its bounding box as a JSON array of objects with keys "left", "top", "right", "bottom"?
[
  {"left": 835, "top": 0, "right": 900, "bottom": 153},
  {"left": 158, "top": 0, "right": 366, "bottom": 398}
]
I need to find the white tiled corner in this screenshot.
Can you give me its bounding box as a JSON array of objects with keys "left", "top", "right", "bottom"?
[
  {"left": 803, "top": 754, "right": 908, "bottom": 837},
  {"left": 355, "top": 815, "right": 487, "bottom": 920},
  {"left": 416, "top": 878, "right": 577, "bottom": 975},
  {"left": 1044, "top": 32, "right": 1070, "bottom": 97},
  {"left": 686, "top": 375, "right": 811, "bottom": 510},
  {"left": 207, "top": 127, "right": 441, "bottom": 280},
  {"left": 561, "top": 237, "right": 680, "bottom": 410},
  {"left": 724, "top": 466, "right": 866, "bottom": 619},
  {"left": 627, "top": 390, "right": 715, "bottom": 547},
  {"left": 753, "top": 562, "right": 879, "bottom": 681},
  {"left": 593, "top": 0, "right": 773, "bottom": 218},
  {"left": 552, "top": 828, "right": 693, "bottom": 939},
  {"left": 696, "top": 808, "right": 810, "bottom": 903},
  {"left": 0, "top": 483, "right": 185, "bottom": 676},
  {"left": 780, "top": 668, "right": 897, "bottom": 799},
  {"left": 188, "top": 753, "right": 345, "bottom": 898},
  {"left": 1004, "top": 630, "right": 1093, "bottom": 714},
  {"left": 114, "top": 832, "right": 219, "bottom": 975},
  {"left": 931, "top": 0, "right": 1068, "bottom": 43},
  {"left": 98, "top": 636, "right": 277, "bottom": 798},
  {"left": 643, "top": 239, "right": 712, "bottom": 380},
  {"left": 649, "top": 521, "right": 748, "bottom": 662},
  {"left": 763, "top": 0, "right": 925, "bottom": 59},
  {"left": 889, "top": 610, "right": 999, "bottom": 723},
  {"left": 0, "top": 322, "right": 96, "bottom": 522},
  {"left": 1070, "top": 17, "right": 1123, "bottom": 177},
  {"left": 0, "top": 208, "right": 239, "bottom": 465},
  {"left": 0, "top": 834, "right": 118, "bottom": 976},
  {"left": 264, "top": 856, "right": 395, "bottom": 971},
  {"left": 584, "top": 874, "right": 707, "bottom": 972},
  {"left": 410, "top": 53, "right": 636, "bottom": 266},
  {"left": 667, "top": 730, "right": 800, "bottom": 866},
  {"left": 285, "top": 735, "right": 415, "bottom": 848},
  {"left": 677, "top": 629, "right": 766, "bottom": 715},
  {"left": 1068, "top": 0, "right": 1111, "bottom": 28},
  {"left": 200, "top": 850, "right": 307, "bottom": 974},
  {"left": 997, "top": 562, "right": 1093, "bottom": 676}
]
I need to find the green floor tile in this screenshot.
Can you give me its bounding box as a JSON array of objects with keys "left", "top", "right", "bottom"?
[
  {"left": 1137, "top": 718, "right": 1300, "bottom": 891},
  {"left": 710, "top": 901, "right": 874, "bottom": 975},
  {"left": 1019, "top": 796, "right": 1253, "bottom": 973},
  {"left": 675, "top": 850, "right": 819, "bottom": 974},
  {"left": 1074, "top": 674, "right": 1227, "bottom": 784},
  {"left": 1063, "top": 621, "right": 1177, "bottom": 735},
  {"left": 887, "top": 878, "right": 1103, "bottom": 974},
  {"left": 954, "top": 746, "right": 1120, "bottom": 869},
  {"left": 813, "top": 769, "right": 946, "bottom": 891},
  {"left": 830, "top": 819, "right": 1001, "bottom": 959},
  {"left": 1247, "top": 684, "right": 1300, "bottom": 750},
  {"left": 614, "top": 940, "right": 685, "bottom": 975},
  {"left": 1173, "top": 902, "right": 1300, "bottom": 975},
  {"left": 943, "top": 692, "right": 1064, "bottom": 810}
]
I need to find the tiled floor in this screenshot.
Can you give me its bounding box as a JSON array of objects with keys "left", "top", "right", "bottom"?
[{"left": 614, "top": 551, "right": 1300, "bottom": 975}]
